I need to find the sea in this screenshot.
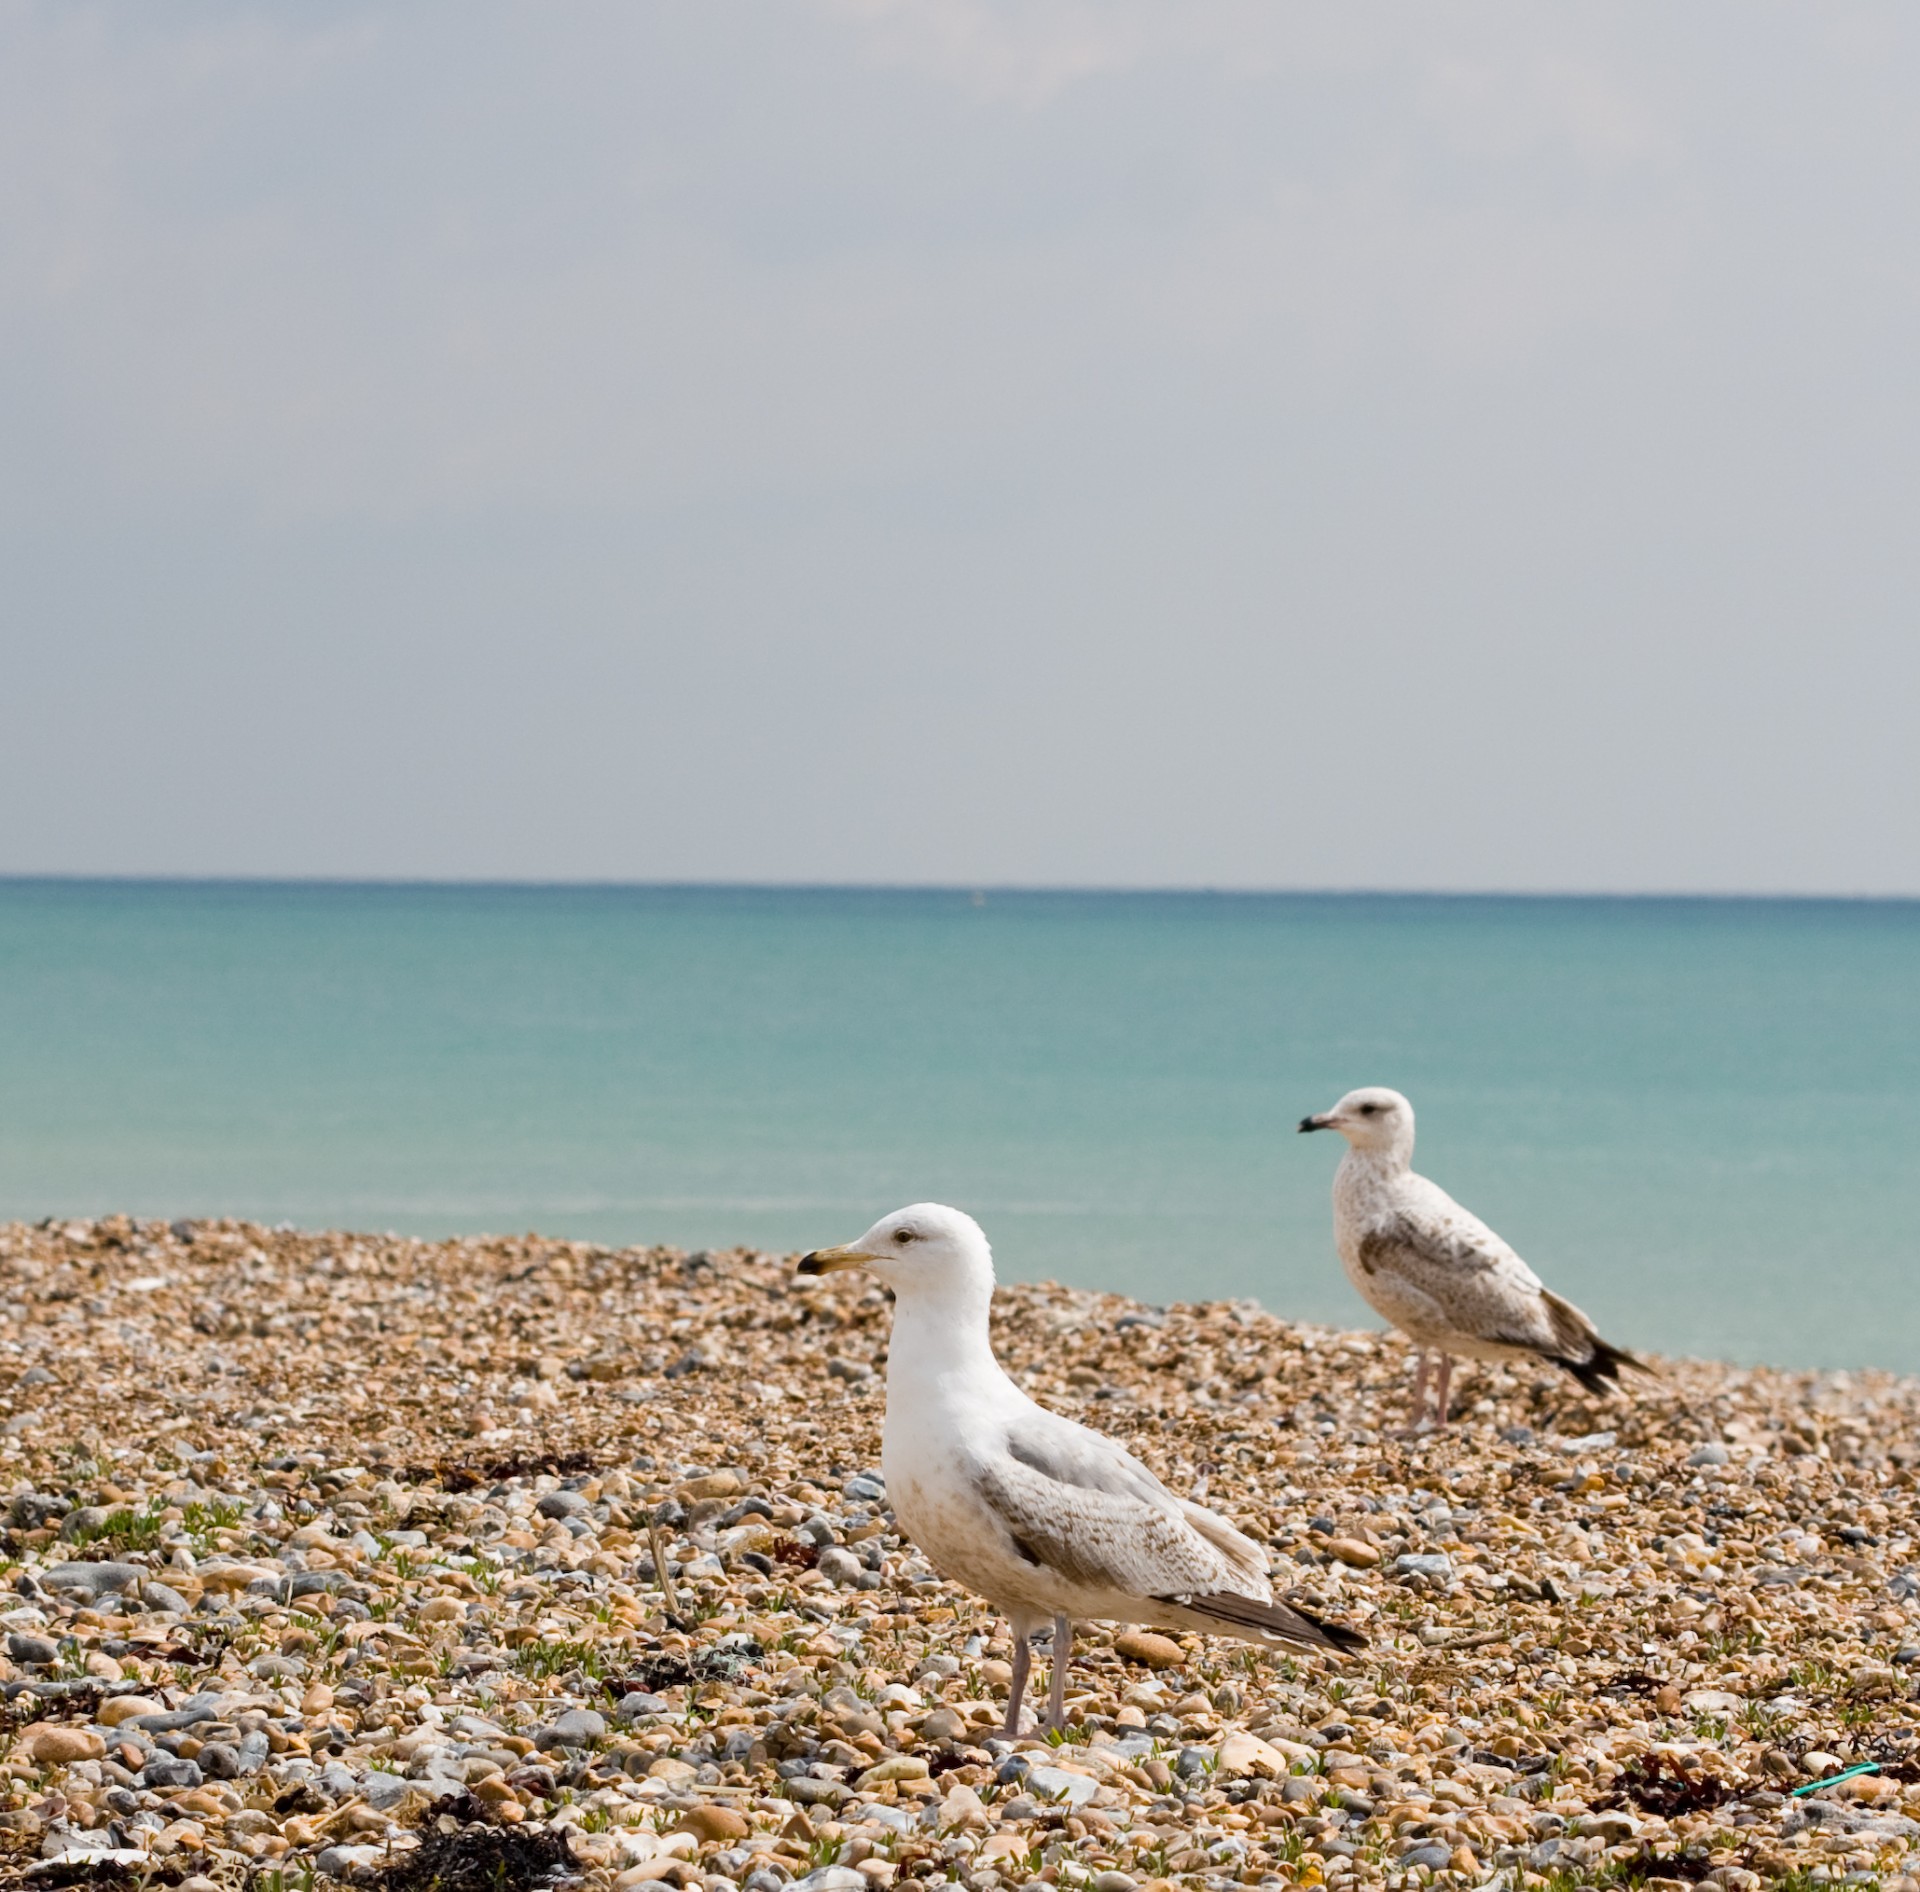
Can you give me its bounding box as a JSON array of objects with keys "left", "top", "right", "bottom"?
[{"left": 0, "top": 880, "right": 1914, "bottom": 1374}]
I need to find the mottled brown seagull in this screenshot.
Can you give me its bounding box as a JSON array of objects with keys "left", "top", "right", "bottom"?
[{"left": 1300, "top": 1087, "right": 1650, "bottom": 1432}]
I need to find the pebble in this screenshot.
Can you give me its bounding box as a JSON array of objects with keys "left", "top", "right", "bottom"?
[
  {"left": 1112, "top": 1629, "right": 1183, "bottom": 1667},
  {"left": 678, "top": 1804, "right": 750, "bottom": 1842},
  {"left": 18, "top": 1726, "right": 105, "bottom": 1763},
  {"left": 535, "top": 1706, "right": 607, "bottom": 1750},
  {"left": 815, "top": 1545, "right": 865, "bottom": 1586},
  {"left": 39, "top": 1560, "right": 145, "bottom": 1596},
  {"left": 1325, "top": 1536, "right": 1382, "bottom": 1568}
]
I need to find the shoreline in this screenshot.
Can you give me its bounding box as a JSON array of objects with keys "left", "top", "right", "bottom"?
[{"left": 0, "top": 1215, "right": 1915, "bottom": 1889}]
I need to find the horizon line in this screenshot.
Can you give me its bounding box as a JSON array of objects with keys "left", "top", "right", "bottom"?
[{"left": 2, "top": 872, "right": 1918, "bottom": 906}]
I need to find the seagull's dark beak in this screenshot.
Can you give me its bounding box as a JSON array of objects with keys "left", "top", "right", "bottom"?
[
  {"left": 1298, "top": 1114, "right": 1332, "bottom": 1133},
  {"left": 796, "top": 1244, "right": 873, "bottom": 1278}
]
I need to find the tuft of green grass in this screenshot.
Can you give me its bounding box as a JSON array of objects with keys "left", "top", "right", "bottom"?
[
  {"left": 511, "top": 1637, "right": 608, "bottom": 1683},
  {"left": 67, "top": 1504, "right": 168, "bottom": 1552}
]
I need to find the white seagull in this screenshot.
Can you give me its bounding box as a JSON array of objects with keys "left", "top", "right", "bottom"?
[
  {"left": 797, "top": 1203, "right": 1362, "bottom": 1735},
  {"left": 1299, "top": 1087, "right": 1649, "bottom": 1432}
]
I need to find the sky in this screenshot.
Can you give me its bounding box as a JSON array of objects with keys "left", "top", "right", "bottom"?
[{"left": 3, "top": 1, "right": 1918, "bottom": 894}]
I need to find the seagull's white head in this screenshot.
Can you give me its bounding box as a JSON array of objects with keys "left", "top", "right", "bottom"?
[
  {"left": 796, "top": 1202, "right": 995, "bottom": 1305},
  {"left": 1299, "top": 1086, "right": 1416, "bottom": 1159}
]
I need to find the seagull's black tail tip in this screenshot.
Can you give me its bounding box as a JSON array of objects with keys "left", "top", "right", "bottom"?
[
  {"left": 1296, "top": 1604, "right": 1369, "bottom": 1657},
  {"left": 1173, "top": 1587, "right": 1367, "bottom": 1658},
  {"left": 1558, "top": 1334, "right": 1655, "bottom": 1397}
]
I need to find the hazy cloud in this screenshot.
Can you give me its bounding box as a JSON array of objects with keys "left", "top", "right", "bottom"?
[{"left": 2, "top": 1, "right": 1916, "bottom": 889}]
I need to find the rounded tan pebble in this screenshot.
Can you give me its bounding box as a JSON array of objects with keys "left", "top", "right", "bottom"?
[
  {"left": 1112, "top": 1630, "right": 1183, "bottom": 1669},
  {"left": 19, "top": 1725, "right": 106, "bottom": 1763},
  {"left": 676, "top": 1804, "right": 750, "bottom": 1842},
  {"left": 1214, "top": 1732, "right": 1290, "bottom": 1779},
  {"left": 857, "top": 1754, "right": 929, "bottom": 1786},
  {"left": 418, "top": 1597, "right": 465, "bottom": 1623},
  {"left": 199, "top": 1563, "right": 277, "bottom": 1593},
  {"left": 1325, "top": 1537, "right": 1381, "bottom": 1568},
  {"left": 300, "top": 1682, "right": 333, "bottom": 1716},
  {"left": 100, "top": 1695, "right": 166, "bottom": 1727},
  {"left": 679, "top": 1471, "right": 743, "bottom": 1500}
]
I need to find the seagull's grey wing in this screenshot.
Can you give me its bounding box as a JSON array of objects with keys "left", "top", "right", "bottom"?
[
  {"left": 976, "top": 1414, "right": 1363, "bottom": 1656},
  {"left": 976, "top": 1416, "right": 1231, "bottom": 1599},
  {"left": 1358, "top": 1211, "right": 1558, "bottom": 1349},
  {"left": 1361, "top": 1206, "right": 1649, "bottom": 1387}
]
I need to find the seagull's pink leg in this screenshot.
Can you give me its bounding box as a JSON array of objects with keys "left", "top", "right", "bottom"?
[
  {"left": 1002, "top": 1634, "right": 1032, "bottom": 1738},
  {"left": 1433, "top": 1355, "right": 1455, "bottom": 1430},
  {"left": 1402, "top": 1350, "right": 1432, "bottom": 1437}
]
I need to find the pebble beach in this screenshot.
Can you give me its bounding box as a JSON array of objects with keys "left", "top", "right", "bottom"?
[{"left": 0, "top": 1216, "right": 1917, "bottom": 1892}]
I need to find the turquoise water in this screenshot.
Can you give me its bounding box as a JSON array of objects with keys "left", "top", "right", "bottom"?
[{"left": 0, "top": 881, "right": 1915, "bottom": 1372}]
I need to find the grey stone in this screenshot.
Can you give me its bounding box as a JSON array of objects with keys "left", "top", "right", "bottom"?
[
  {"left": 1393, "top": 1553, "right": 1454, "bottom": 1582},
  {"left": 784, "top": 1776, "right": 848, "bottom": 1806},
  {"left": 535, "top": 1706, "right": 607, "bottom": 1750},
  {"left": 843, "top": 1474, "right": 886, "bottom": 1501},
  {"left": 138, "top": 1755, "right": 203, "bottom": 1790},
  {"left": 125, "top": 1693, "right": 223, "bottom": 1733},
  {"left": 1784, "top": 1801, "right": 1920, "bottom": 1840},
  {"left": 235, "top": 1731, "right": 271, "bottom": 1775},
  {"left": 793, "top": 1873, "right": 871, "bottom": 1892},
  {"left": 197, "top": 1742, "right": 240, "bottom": 1780},
  {"left": 41, "top": 1562, "right": 144, "bottom": 1597},
  {"left": 316, "top": 1843, "right": 386, "bottom": 1878},
  {"left": 1687, "top": 1444, "right": 1732, "bottom": 1466},
  {"left": 1400, "top": 1843, "right": 1452, "bottom": 1870},
  {"left": 362, "top": 1771, "right": 413, "bottom": 1810},
  {"left": 58, "top": 1508, "right": 114, "bottom": 1541},
  {"left": 855, "top": 1803, "right": 914, "bottom": 1833},
  {"left": 140, "top": 1582, "right": 190, "bottom": 1615},
  {"left": 7, "top": 1634, "right": 56, "bottom": 1666},
  {"left": 816, "top": 1547, "right": 865, "bottom": 1587},
  {"left": 536, "top": 1489, "right": 589, "bottom": 1520}
]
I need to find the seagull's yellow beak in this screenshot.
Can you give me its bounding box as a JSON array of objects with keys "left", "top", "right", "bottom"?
[{"left": 796, "top": 1243, "right": 875, "bottom": 1278}]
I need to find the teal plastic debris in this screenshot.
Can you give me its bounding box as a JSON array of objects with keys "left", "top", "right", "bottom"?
[{"left": 1790, "top": 1761, "right": 1882, "bottom": 1797}]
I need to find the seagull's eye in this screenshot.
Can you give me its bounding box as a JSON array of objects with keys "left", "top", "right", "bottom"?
[
  {"left": 1358, "top": 1103, "right": 1378, "bottom": 1116},
  {"left": 893, "top": 1228, "right": 917, "bottom": 1245}
]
